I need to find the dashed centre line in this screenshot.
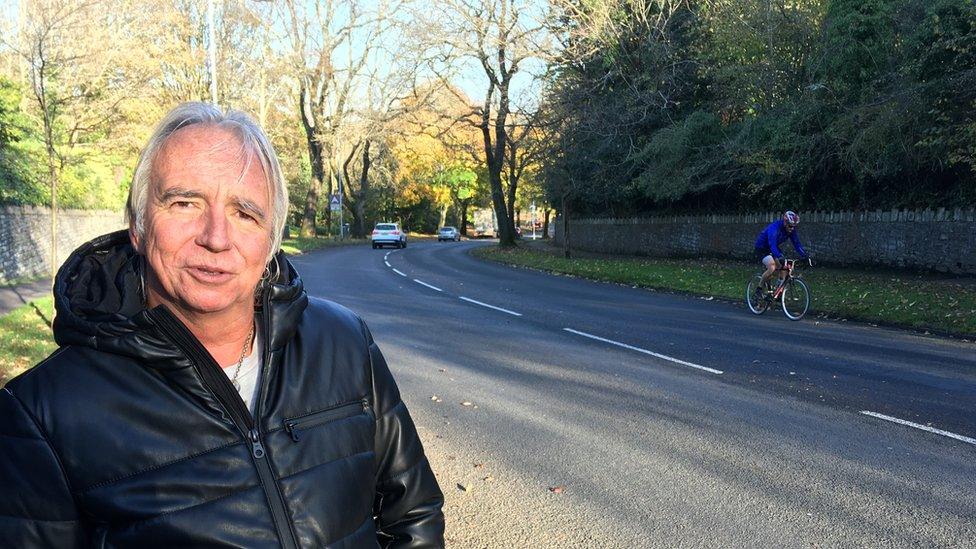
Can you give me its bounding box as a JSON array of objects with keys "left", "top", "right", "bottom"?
[
  {"left": 382, "top": 245, "right": 969, "bottom": 449},
  {"left": 860, "top": 411, "right": 976, "bottom": 446},
  {"left": 459, "top": 296, "right": 522, "bottom": 316},
  {"left": 563, "top": 328, "right": 724, "bottom": 375},
  {"left": 413, "top": 279, "right": 443, "bottom": 292}
]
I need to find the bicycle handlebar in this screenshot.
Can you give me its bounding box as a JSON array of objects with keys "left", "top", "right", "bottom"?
[{"left": 778, "top": 257, "right": 813, "bottom": 270}]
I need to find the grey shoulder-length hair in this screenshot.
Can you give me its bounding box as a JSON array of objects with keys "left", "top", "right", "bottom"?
[{"left": 125, "top": 102, "right": 289, "bottom": 264}]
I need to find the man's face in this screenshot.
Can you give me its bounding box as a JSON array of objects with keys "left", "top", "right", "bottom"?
[
  {"left": 784, "top": 222, "right": 795, "bottom": 233},
  {"left": 131, "top": 125, "right": 272, "bottom": 318}
]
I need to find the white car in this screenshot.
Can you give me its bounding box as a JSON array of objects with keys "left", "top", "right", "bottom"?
[
  {"left": 437, "top": 226, "right": 461, "bottom": 242},
  {"left": 371, "top": 223, "right": 407, "bottom": 249}
]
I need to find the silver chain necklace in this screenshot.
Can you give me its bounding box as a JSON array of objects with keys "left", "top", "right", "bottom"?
[{"left": 230, "top": 322, "right": 255, "bottom": 391}]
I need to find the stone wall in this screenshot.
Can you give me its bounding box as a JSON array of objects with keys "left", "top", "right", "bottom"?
[
  {"left": 0, "top": 206, "right": 125, "bottom": 284},
  {"left": 554, "top": 208, "right": 976, "bottom": 274}
]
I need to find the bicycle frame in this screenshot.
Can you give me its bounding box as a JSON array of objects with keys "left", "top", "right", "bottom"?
[{"left": 771, "top": 259, "right": 799, "bottom": 300}]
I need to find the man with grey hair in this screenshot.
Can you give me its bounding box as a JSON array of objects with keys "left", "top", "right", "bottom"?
[{"left": 0, "top": 102, "right": 445, "bottom": 547}]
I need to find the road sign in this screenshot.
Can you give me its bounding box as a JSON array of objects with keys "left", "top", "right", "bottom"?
[{"left": 329, "top": 194, "right": 341, "bottom": 212}]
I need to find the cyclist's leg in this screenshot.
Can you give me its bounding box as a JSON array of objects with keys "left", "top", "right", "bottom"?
[{"left": 760, "top": 254, "right": 777, "bottom": 286}]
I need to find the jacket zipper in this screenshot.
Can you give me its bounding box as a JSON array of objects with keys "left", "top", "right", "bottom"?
[
  {"left": 254, "top": 286, "right": 301, "bottom": 548},
  {"left": 150, "top": 305, "right": 299, "bottom": 549},
  {"left": 284, "top": 399, "right": 369, "bottom": 442}
]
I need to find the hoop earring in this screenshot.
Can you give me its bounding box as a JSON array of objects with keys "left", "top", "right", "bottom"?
[
  {"left": 255, "top": 260, "right": 276, "bottom": 307},
  {"left": 138, "top": 255, "right": 147, "bottom": 303}
]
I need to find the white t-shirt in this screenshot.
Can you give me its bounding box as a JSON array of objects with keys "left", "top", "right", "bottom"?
[{"left": 223, "top": 331, "right": 262, "bottom": 413}]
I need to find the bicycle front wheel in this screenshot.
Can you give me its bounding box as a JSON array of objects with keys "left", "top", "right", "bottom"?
[
  {"left": 746, "top": 275, "right": 769, "bottom": 315},
  {"left": 781, "top": 279, "right": 810, "bottom": 320}
]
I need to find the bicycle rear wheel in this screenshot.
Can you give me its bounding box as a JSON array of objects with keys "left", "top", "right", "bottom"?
[
  {"left": 781, "top": 279, "right": 809, "bottom": 320},
  {"left": 746, "top": 275, "right": 769, "bottom": 315}
]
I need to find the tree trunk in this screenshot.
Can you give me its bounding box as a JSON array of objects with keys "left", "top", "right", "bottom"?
[
  {"left": 439, "top": 205, "right": 449, "bottom": 229},
  {"left": 481, "top": 79, "right": 515, "bottom": 245},
  {"left": 355, "top": 140, "right": 371, "bottom": 238},
  {"left": 542, "top": 209, "right": 551, "bottom": 239},
  {"left": 504, "top": 151, "right": 518, "bottom": 240},
  {"left": 42, "top": 109, "right": 58, "bottom": 279},
  {"left": 562, "top": 195, "right": 571, "bottom": 259},
  {"left": 47, "top": 153, "right": 58, "bottom": 279},
  {"left": 482, "top": 115, "right": 512, "bottom": 244},
  {"left": 459, "top": 199, "right": 470, "bottom": 236},
  {"left": 298, "top": 85, "right": 324, "bottom": 237}
]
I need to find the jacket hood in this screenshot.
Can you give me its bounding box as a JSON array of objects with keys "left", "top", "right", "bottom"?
[{"left": 52, "top": 230, "right": 308, "bottom": 367}]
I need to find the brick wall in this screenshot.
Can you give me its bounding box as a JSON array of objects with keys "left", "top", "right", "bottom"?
[
  {"left": 554, "top": 208, "right": 976, "bottom": 274},
  {"left": 0, "top": 206, "right": 125, "bottom": 284}
]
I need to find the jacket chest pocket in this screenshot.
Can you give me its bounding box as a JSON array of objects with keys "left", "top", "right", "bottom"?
[{"left": 284, "top": 398, "right": 372, "bottom": 442}]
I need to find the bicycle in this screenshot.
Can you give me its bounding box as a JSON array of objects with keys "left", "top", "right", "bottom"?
[{"left": 745, "top": 258, "right": 811, "bottom": 320}]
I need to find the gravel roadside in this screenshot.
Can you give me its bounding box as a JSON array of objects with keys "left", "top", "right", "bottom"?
[{"left": 414, "top": 420, "right": 643, "bottom": 548}]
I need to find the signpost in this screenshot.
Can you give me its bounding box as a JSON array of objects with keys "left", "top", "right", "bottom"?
[
  {"left": 531, "top": 202, "right": 536, "bottom": 240},
  {"left": 330, "top": 194, "right": 343, "bottom": 239}
]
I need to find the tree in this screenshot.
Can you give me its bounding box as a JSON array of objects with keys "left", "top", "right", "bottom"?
[
  {"left": 280, "top": 0, "right": 404, "bottom": 238},
  {"left": 424, "top": 0, "right": 550, "bottom": 245},
  {"left": 6, "top": 0, "right": 146, "bottom": 276}
]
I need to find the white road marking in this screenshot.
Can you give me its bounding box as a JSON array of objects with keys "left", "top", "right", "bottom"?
[
  {"left": 384, "top": 261, "right": 391, "bottom": 267},
  {"left": 860, "top": 411, "right": 976, "bottom": 446},
  {"left": 384, "top": 252, "right": 390, "bottom": 260},
  {"left": 392, "top": 269, "right": 407, "bottom": 277},
  {"left": 562, "top": 328, "right": 724, "bottom": 375},
  {"left": 459, "top": 296, "right": 522, "bottom": 317},
  {"left": 413, "top": 279, "right": 443, "bottom": 292}
]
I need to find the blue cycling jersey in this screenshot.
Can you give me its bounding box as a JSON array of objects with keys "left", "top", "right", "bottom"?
[{"left": 754, "top": 220, "right": 807, "bottom": 259}]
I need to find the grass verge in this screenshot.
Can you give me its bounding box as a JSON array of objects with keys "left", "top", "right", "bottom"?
[
  {"left": 473, "top": 244, "right": 976, "bottom": 337},
  {"left": 0, "top": 297, "right": 56, "bottom": 386},
  {"left": 280, "top": 235, "right": 366, "bottom": 255}
]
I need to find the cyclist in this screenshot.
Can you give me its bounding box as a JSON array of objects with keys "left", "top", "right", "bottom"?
[{"left": 754, "top": 210, "right": 810, "bottom": 292}]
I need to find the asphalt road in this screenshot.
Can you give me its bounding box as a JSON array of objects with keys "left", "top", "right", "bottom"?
[{"left": 291, "top": 240, "right": 976, "bottom": 548}]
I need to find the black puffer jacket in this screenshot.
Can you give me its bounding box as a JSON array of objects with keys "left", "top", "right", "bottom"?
[{"left": 0, "top": 231, "right": 444, "bottom": 548}]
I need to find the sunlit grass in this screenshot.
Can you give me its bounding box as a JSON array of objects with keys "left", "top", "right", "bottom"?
[
  {"left": 280, "top": 235, "right": 366, "bottom": 255},
  {"left": 0, "top": 297, "right": 56, "bottom": 386},
  {"left": 474, "top": 246, "right": 976, "bottom": 336}
]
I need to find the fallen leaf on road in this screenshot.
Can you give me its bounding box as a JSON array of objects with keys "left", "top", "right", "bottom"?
[
  {"left": 482, "top": 476, "right": 494, "bottom": 482},
  {"left": 549, "top": 486, "right": 565, "bottom": 494},
  {"left": 461, "top": 401, "right": 473, "bottom": 407},
  {"left": 430, "top": 395, "right": 442, "bottom": 402},
  {"left": 456, "top": 483, "right": 470, "bottom": 492},
  {"left": 473, "top": 463, "right": 484, "bottom": 468},
  {"left": 438, "top": 368, "right": 447, "bottom": 372}
]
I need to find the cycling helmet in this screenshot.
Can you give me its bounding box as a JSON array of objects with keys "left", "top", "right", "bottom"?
[{"left": 783, "top": 210, "right": 799, "bottom": 227}]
